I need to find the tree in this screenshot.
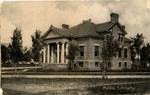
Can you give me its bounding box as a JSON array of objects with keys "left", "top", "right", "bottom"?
[
  {"left": 140, "top": 43, "right": 150, "bottom": 68},
  {"left": 101, "top": 33, "right": 118, "bottom": 79},
  {"left": 1, "top": 44, "right": 11, "bottom": 64},
  {"left": 10, "top": 28, "right": 23, "bottom": 63},
  {"left": 130, "top": 33, "right": 144, "bottom": 69},
  {"left": 66, "top": 40, "right": 79, "bottom": 70},
  {"left": 31, "top": 30, "right": 44, "bottom": 62},
  {"left": 23, "top": 47, "right": 32, "bottom": 61}
]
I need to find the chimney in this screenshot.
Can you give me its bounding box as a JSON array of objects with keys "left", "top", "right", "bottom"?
[
  {"left": 110, "top": 13, "right": 119, "bottom": 23},
  {"left": 62, "top": 24, "right": 69, "bottom": 29}
]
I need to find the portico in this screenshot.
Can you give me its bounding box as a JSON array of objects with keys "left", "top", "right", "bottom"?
[{"left": 42, "top": 41, "right": 69, "bottom": 64}]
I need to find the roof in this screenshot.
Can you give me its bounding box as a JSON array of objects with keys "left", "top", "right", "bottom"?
[
  {"left": 42, "top": 13, "right": 127, "bottom": 39},
  {"left": 42, "top": 20, "right": 103, "bottom": 39},
  {"left": 124, "top": 37, "right": 132, "bottom": 43},
  {"left": 68, "top": 21, "right": 99, "bottom": 37},
  {"left": 96, "top": 22, "right": 114, "bottom": 32}
]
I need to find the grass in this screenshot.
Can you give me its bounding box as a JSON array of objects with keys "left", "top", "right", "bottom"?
[
  {"left": 3, "top": 88, "right": 33, "bottom": 95},
  {"left": 2, "top": 78, "right": 150, "bottom": 95}
]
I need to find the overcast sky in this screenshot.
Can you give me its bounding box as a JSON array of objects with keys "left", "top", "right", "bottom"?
[{"left": 1, "top": 0, "right": 150, "bottom": 47}]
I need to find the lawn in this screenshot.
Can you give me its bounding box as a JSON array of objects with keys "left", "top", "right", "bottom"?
[{"left": 2, "top": 78, "right": 150, "bottom": 95}]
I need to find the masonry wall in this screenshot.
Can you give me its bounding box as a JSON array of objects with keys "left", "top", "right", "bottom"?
[
  {"left": 111, "top": 42, "right": 132, "bottom": 70},
  {"left": 75, "top": 37, "right": 103, "bottom": 70}
]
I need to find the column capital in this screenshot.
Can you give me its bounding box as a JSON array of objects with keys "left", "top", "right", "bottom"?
[
  {"left": 61, "top": 41, "right": 66, "bottom": 44},
  {"left": 56, "top": 42, "right": 60, "bottom": 44}
]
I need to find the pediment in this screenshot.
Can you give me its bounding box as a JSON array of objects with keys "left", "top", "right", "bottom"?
[{"left": 44, "top": 31, "right": 61, "bottom": 39}]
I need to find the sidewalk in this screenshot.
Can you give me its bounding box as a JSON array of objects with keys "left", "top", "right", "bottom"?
[
  {"left": 2, "top": 66, "right": 41, "bottom": 70},
  {"left": 2, "top": 74, "right": 150, "bottom": 79}
]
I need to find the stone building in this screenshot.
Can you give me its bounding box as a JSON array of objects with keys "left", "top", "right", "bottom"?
[{"left": 41, "top": 13, "right": 132, "bottom": 70}]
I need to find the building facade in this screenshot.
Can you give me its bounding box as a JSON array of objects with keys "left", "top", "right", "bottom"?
[{"left": 41, "top": 13, "right": 132, "bottom": 70}]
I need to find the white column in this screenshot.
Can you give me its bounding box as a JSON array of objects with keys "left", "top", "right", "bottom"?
[
  {"left": 61, "top": 42, "right": 65, "bottom": 63},
  {"left": 43, "top": 47, "right": 46, "bottom": 63},
  {"left": 51, "top": 45, "right": 54, "bottom": 63},
  {"left": 57, "top": 42, "right": 60, "bottom": 63},
  {"left": 66, "top": 42, "right": 69, "bottom": 64},
  {"left": 47, "top": 44, "right": 50, "bottom": 63}
]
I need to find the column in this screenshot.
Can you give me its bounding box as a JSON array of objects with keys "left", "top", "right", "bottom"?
[
  {"left": 57, "top": 42, "right": 60, "bottom": 63},
  {"left": 66, "top": 42, "right": 69, "bottom": 64},
  {"left": 43, "top": 47, "right": 46, "bottom": 63},
  {"left": 61, "top": 42, "right": 65, "bottom": 63},
  {"left": 47, "top": 44, "right": 50, "bottom": 63},
  {"left": 51, "top": 45, "right": 54, "bottom": 63}
]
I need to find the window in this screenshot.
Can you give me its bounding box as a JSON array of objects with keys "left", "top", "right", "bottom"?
[
  {"left": 106, "top": 35, "right": 110, "bottom": 39},
  {"left": 95, "top": 46, "right": 99, "bottom": 56},
  {"left": 120, "top": 37, "right": 123, "bottom": 42},
  {"left": 79, "top": 46, "right": 84, "bottom": 57},
  {"left": 124, "top": 48, "right": 128, "bottom": 58},
  {"left": 118, "top": 48, "right": 122, "bottom": 57},
  {"left": 105, "top": 34, "right": 110, "bottom": 41},
  {"left": 95, "top": 62, "right": 99, "bottom": 67},
  {"left": 118, "top": 33, "right": 124, "bottom": 42},
  {"left": 42, "top": 52, "right": 44, "bottom": 62},
  {"left": 119, "top": 62, "right": 121, "bottom": 67},
  {"left": 108, "top": 62, "right": 111, "bottom": 68},
  {"left": 124, "top": 62, "right": 127, "bottom": 67},
  {"left": 118, "top": 33, "right": 121, "bottom": 41},
  {"left": 79, "top": 62, "right": 83, "bottom": 67}
]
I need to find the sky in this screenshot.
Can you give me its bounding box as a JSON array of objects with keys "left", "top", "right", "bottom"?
[{"left": 1, "top": 0, "right": 150, "bottom": 47}]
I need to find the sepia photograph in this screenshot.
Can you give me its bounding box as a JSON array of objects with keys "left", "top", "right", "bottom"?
[{"left": 1, "top": 0, "right": 150, "bottom": 95}]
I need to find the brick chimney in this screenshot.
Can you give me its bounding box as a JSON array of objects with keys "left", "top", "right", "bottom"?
[
  {"left": 62, "top": 24, "right": 69, "bottom": 29},
  {"left": 110, "top": 13, "right": 119, "bottom": 23}
]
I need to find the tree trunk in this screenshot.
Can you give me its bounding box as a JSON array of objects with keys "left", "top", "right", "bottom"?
[{"left": 102, "top": 61, "right": 107, "bottom": 80}]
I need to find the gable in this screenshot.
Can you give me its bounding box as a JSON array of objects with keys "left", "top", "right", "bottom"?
[
  {"left": 109, "top": 24, "right": 125, "bottom": 40},
  {"left": 44, "top": 31, "right": 62, "bottom": 39}
]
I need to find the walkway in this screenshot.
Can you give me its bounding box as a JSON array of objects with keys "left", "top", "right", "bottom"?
[{"left": 2, "top": 74, "right": 150, "bottom": 79}]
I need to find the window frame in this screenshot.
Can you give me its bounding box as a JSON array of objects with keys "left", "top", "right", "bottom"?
[
  {"left": 79, "top": 45, "right": 84, "bottom": 57},
  {"left": 124, "top": 48, "right": 128, "bottom": 58},
  {"left": 118, "top": 48, "right": 122, "bottom": 58},
  {"left": 119, "top": 62, "right": 121, "bottom": 67},
  {"left": 94, "top": 46, "right": 100, "bottom": 57},
  {"left": 124, "top": 62, "right": 127, "bottom": 67},
  {"left": 79, "top": 61, "right": 84, "bottom": 67},
  {"left": 95, "top": 62, "right": 99, "bottom": 67},
  {"left": 108, "top": 62, "right": 111, "bottom": 68}
]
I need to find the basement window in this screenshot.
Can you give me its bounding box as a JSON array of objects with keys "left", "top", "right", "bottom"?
[
  {"left": 95, "top": 62, "right": 99, "bottom": 67},
  {"left": 79, "top": 62, "right": 84, "bottom": 67}
]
